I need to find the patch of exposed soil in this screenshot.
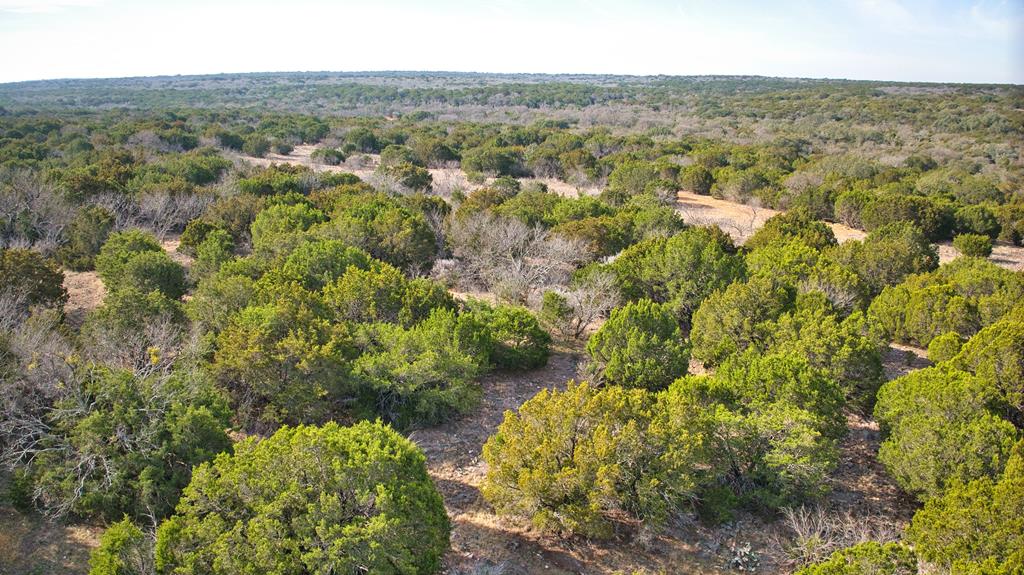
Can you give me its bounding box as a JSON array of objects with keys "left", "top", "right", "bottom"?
[
  {"left": 161, "top": 236, "right": 193, "bottom": 269},
  {"left": 936, "top": 241, "right": 1024, "bottom": 269},
  {"left": 62, "top": 270, "right": 105, "bottom": 327},
  {"left": 675, "top": 191, "right": 866, "bottom": 244},
  {"left": 827, "top": 413, "right": 916, "bottom": 527},
  {"left": 883, "top": 343, "right": 930, "bottom": 381},
  {"left": 0, "top": 505, "right": 101, "bottom": 575}
]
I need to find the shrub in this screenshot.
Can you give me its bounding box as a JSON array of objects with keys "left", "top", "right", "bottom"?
[
  {"left": 907, "top": 439, "right": 1023, "bottom": 574},
  {"left": 764, "top": 304, "right": 884, "bottom": 412},
  {"left": 745, "top": 208, "right": 837, "bottom": 252},
  {"left": 550, "top": 215, "right": 632, "bottom": 259},
  {"left": 202, "top": 193, "right": 266, "bottom": 246},
  {"left": 482, "top": 382, "right": 698, "bottom": 538},
  {"left": 461, "top": 144, "right": 523, "bottom": 177},
  {"left": 185, "top": 269, "right": 256, "bottom": 335},
  {"left": 277, "top": 240, "right": 371, "bottom": 291},
  {"left": 310, "top": 147, "right": 345, "bottom": 165},
  {"left": 0, "top": 248, "right": 67, "bottom": 310},
  {"left": 345, "top": 127, "right": 380, "bottom": 153},
  {"left": 690, "top": 278, "right": 793, "bottom": 365},
  {"left": 829, "top": 221, "right": 937, "bottom": 298},
  {"left": 927, "top": 332, "right": 963, "bottom": 364},
  {"left": 867, "top": 257, "right": 1024, "bottom": 346},
  {"left": 715, "top": 351, "right": 846, "bottom": 439},
  {"left": 95, "top": 230, "right": 163, "bottom": 290},
  {"left": 271, "top": 140, "right": 293, "bottom": 155},
  {"left": 680, "top": 164, "right": 715, "bottom": 194},
  {"left": 155, "top": 422, "right": 450, "bottom": 575},
  {"left": 860, "top": 193, "right": 954, "bottom": 241},
  {"left": 213, "top": 290, "right": 353, "bottom": 429},
  {"left": 20, "top": 366, "right": 231, "bottom": 521},
  {"left": 378, "top": 162, "right": 432, "bottom": 191},
  {"left": 586, "top": 299, "right": 689, "bottom": 391},
  {"left": 119, "top": 250, "right": 187, "bottom": 299},
  {"left": 658, "top": 227, "right": 745, "bottom": 322},
  {"left": 954, "top": 204, "right": 1000, "bottom": 239},
  {"left": 322, "top": 263, "right": 453, "bottom": 326},
  {"left": 602, "top": 227, "right": 745, "bottom": 325},
  {"left": 322, "top": 193, "right": 438, "bottom": 273},
  {"left": 950, "top": 315, "right": 1024, "bottom": 424},
  {"left": 190, "top": 229, "right": 234, "bottom": 281},
  {"left": 351, "top": 309, "right": 490, "bottom": 427},
  {"left": 665, "top": 378, "right": 838, "bottom": 517},
  {"left": 833, "top": 189, "right": 874, "bottom": 229},
  {"left": 471, "top": 303, "right": 551, "bottom": 370},
  {"left": 240, "top": 134, "right": 270, "bottom": 157},
  {"left": 539, "top": 290, "right": 574, "bottom": 337},
  {"left": 604, "top": 159, "right": 662, "bottom": 203},
  {"left": 996, "top": 203, "right": 1024, "bottom": 245},
  {"left": 178, "top": 219, "right": 222, "bottom": 256},
  {"left": 237, "top": 169, "right": 303, "bottom": 197},
  {"left": 953, "top": 233, "right": 993, "bottom": 258},
  {"left": 539, "top": 271, "right": 621, "bottom": 340},
  {"left": 874, "top": 368, "right": 1019, "bottom": 501},
  {"left": 88, "top": 517, "right": 154, "bottom": 575},
  {"left": 794, "top": 542, "right": 916, "bottom": 575},
  {"left": 249, "top": 201, "right": 325, "bottom": 257},
  {"left": 57, "top": 206, "right": 115, "bottom": 270}
]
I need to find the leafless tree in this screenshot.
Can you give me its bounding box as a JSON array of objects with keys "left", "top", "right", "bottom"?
[
  {"left": 543, "top": 270, "right": 620, "bottom": 340},
  {"left": 83, "top": 311, "right": 185, "bottom": 378},
  {"left": 723, "top": 204, "right": 761, "bottom": 242},
  {"left": 448, "top": 213, "right": 587, "bottom": 302},
  {"left": 92, "top": 192, "right": 142, "bottom": 230},
  {"left": 0, "top": 168, "right": 74, "bottom": 252},
  {"left": 127, "top": 129, "right": 177, "bottom": 154},
  {"left": 137, "top": 190, "right": 211, "bottom": 240},
  {"left": 367, "top": 170, "right": 411, "bottom": 197},
  {"left": 0, "top": 303, "right": 202, "bottom": 523}
]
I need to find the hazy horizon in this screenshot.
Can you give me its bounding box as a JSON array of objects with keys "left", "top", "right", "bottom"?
[
  {"left": 1, "top": 0, "right": 1021, "bottom": 85},
  {"left": 2, "top": 68, "right": 1022, "bottom": 87}
]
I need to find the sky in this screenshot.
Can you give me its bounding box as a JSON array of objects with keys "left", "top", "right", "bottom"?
[{"left": 0, "top": 0, "right": 1021, "bottom": 84}]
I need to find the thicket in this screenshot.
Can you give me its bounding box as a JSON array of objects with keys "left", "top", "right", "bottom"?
[{"left": 0, "top": 74, "right": 1021, "bottom": 573}]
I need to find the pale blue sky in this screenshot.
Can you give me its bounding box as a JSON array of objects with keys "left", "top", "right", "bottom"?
[{"left": 0, "top": 0, "right": 1021, "bottom": 84}]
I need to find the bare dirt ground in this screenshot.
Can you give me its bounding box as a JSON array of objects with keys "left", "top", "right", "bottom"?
[
  {"left": 62, "top": 270, "right": 105, "bottom": 327},
  {"left": 674, "top": 191, "right": 866, "bottom": 245},
  {"left": 161, "top": 236, "right": 193, "bottom": 269},
  {"left": 0, "top": 504, "right": 101, "bottom": 575}
]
